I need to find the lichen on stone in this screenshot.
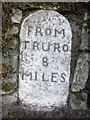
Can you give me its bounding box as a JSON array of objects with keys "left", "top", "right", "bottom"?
[{"left": 2, "top": 82, "right": 16, "bottom": 92}]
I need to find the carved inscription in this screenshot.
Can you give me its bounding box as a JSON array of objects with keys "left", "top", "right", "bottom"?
[{"left": 19, "top": 10, "right": 72, "bottom": 110}]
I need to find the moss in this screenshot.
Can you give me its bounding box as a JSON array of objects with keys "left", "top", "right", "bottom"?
[
  {"left": 72, "top": 92, "right": 87, "bottom": 109},
  {"left": 2, "top": 82, "right": 16, "bottom": 92},
  {"left": 74, "top": 92, "right": 84, "bottom": 101}
]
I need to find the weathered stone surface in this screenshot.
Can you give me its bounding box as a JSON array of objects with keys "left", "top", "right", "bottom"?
[
  {"left": 2, "top": 92, "right": 17, "bottom": 105},
  {"left": 2, "top": 92, "right": 17, "bottom": 118},
  {"left": 79, "top": 24, "right": 88, "bottom": 51},
  {"left": 84, "top": 13, "right": 88, "bottom": 21},
  {"left": 72, "top": 53, "right": 89, "bottom": 92},
  {"left": 86, "top": 54, "right": 90, "bottom": 91},
  {"left": 2, "top": 57, "right": 10, "bottom": 65},
  {"left": 7, "top": 2, "right": 74, "bottom": 12},
  {"left": 88, "top": 53, "right": 90, "bottom": 63},
  {"left": 2, "top": 106, "right": 8, "bottom": 119},
  {"left": 19, "top": 10, "right": 72, "bottom": 110},
  {"left": 10, "top": 53, "right": 18, "bottom": 72},
  {"left": 7, "top": 37, "right": 18, "bottom": 50},
  {"left": 11, "top": 26, "right": 19, "bottom": 35},
  {"left": 70, "top": 92, "right": 87, "bottom": 109},
  {"left": 79, "top": 12, "right": 89, "bottom": 51},
  {"left": 11, "top": 9, "right": 22, "bottom": 23}
]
